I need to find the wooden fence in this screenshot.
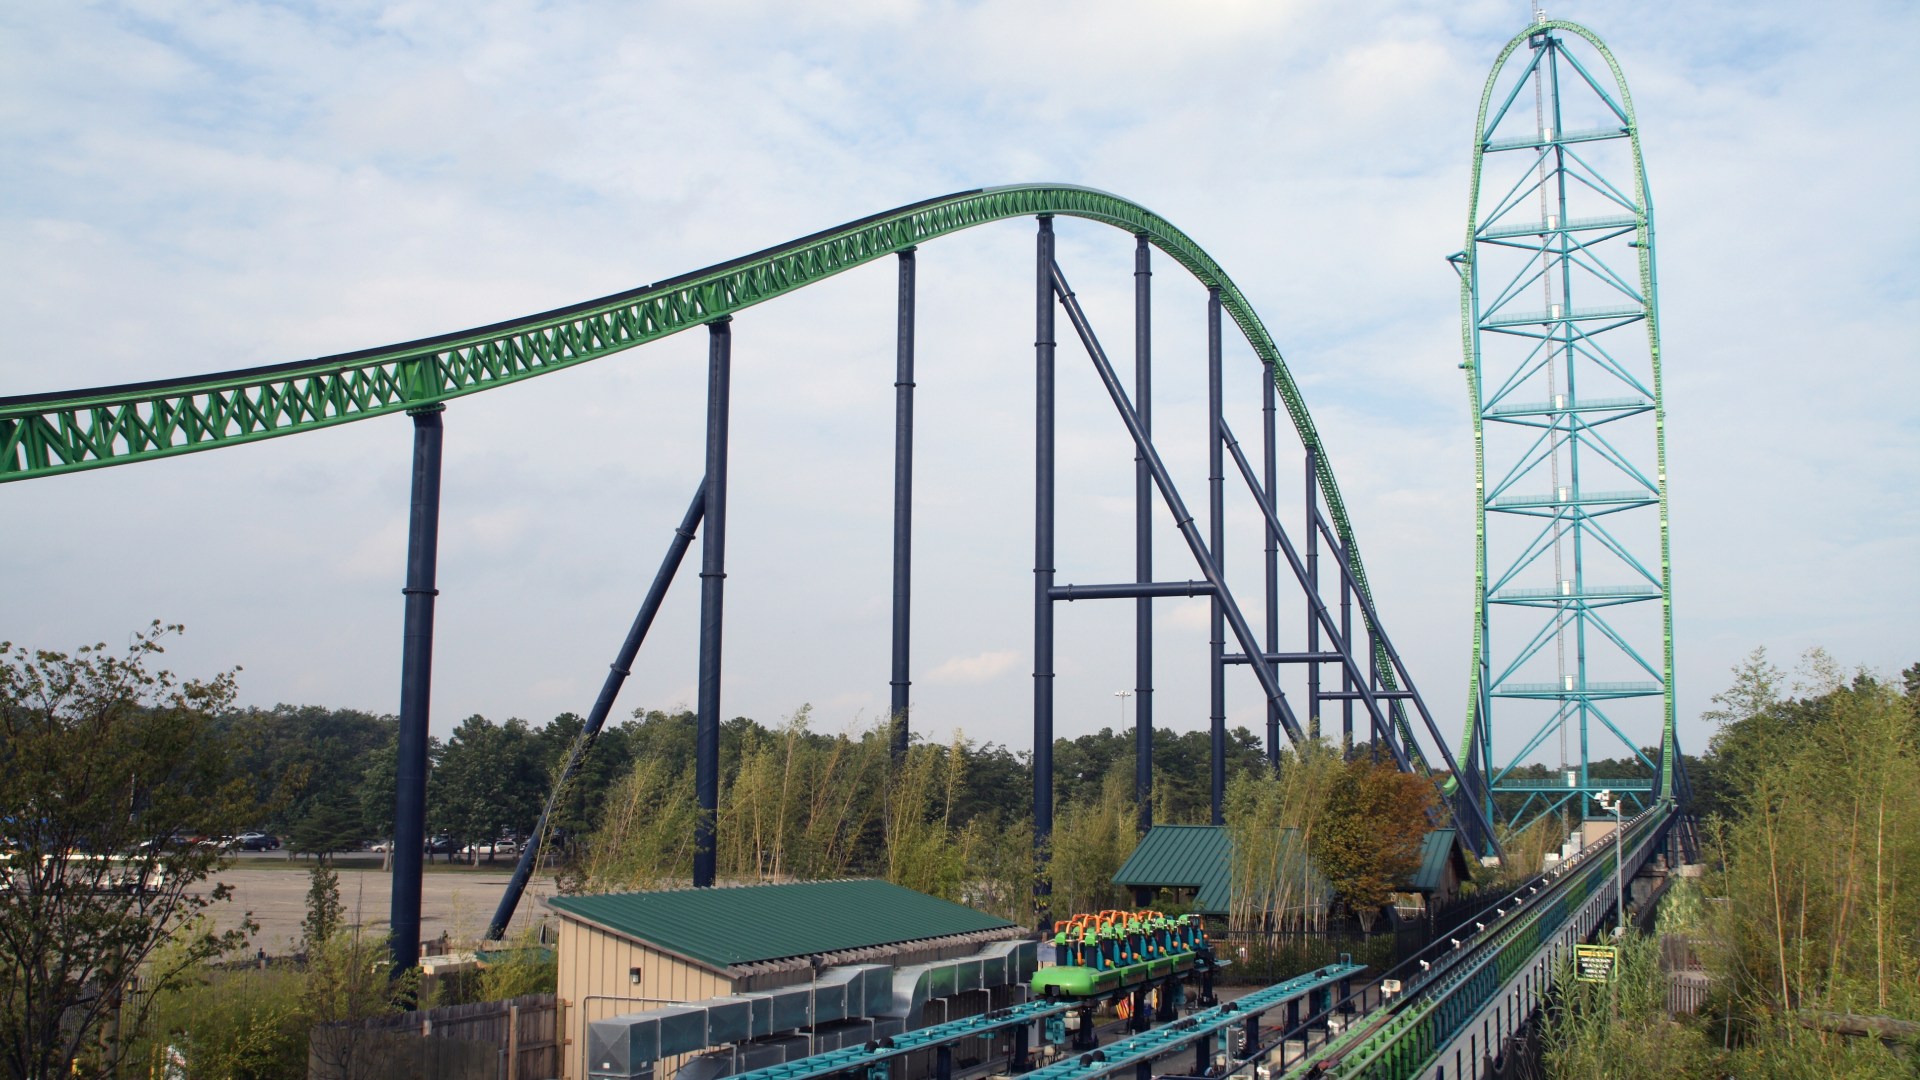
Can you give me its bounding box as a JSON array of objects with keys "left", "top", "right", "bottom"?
[
  {"left": 310, "top": 994, "right": 562, "bottom": 1080},
  {"left": 1660, "top": 932, "right": 1711, "bottom": 1016}
]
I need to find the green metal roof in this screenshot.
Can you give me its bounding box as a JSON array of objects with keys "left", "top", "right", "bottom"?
[
  {"left": 1112, "top": 825, "right": 1233, "bottom": 915},
  {"left": 1408, "top": 829, "right": 1467, "bottom": 893},
  {"left": 1114, "top": 825, "right": 1466, "bottom": 914},
  {"left": 548, "top": 879, "right": 1015, "bottom": 971}
]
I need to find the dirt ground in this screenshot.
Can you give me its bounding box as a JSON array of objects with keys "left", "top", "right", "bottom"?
[{"left": 197, "top": 857, "right": 559, "bottom": 956}]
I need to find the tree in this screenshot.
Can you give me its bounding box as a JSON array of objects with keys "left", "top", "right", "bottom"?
[
  {"left": 1225, "top": 742, "right": 1345, "bottom": 933},
  {"left": 1310, "top": 758, "right": 1438, "bottom": 930},
  {"left": 287, "top": 784, "right": 364, "bottom": 862},
  {"left": 430, "top": 715, "right": 544, "bottom": 861},
  {"left": 1047, "top": 771, "right": 1137, "bottom": 918},
  {"left": 220, "top": 704, "right": 393, "bottom": 840},
  {"left": 534, "top": 711, "right": 635, "bottom": 838},
  {"left": 302, "top": 864, "right": 343, "bottom": 955},
  {"left": 0, "top": 625, "right": 256, "bottom": 1080}
]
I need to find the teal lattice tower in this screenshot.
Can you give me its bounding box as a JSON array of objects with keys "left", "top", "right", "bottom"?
[{"left": 1452, "top": 17, "right": 1679, "bottom": 836}]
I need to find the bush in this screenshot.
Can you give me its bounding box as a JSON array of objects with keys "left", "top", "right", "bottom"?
[{"left": 121, "top": 963, "right": 308, "bottom": 1080}]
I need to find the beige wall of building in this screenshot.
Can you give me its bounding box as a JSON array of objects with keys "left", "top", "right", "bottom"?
[{"left": 558, "top": 916, "right": 736, "bottom": 1080}]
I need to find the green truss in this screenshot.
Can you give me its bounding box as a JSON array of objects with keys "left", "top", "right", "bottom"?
[
  {"left": 1451, "top": 22, "right": 1680, "bottom": 821},
  {"left": 0, "top": 183, "right": 1425, "bottom": 755}
]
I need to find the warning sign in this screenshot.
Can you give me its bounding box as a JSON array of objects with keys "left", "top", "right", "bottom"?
[{"left": 1575, "top": 944, "right": 1618, "bottom": 983}]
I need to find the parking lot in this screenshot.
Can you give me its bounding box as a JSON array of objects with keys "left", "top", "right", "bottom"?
[{"left": 198, "top": 857, "right": 557, "bottom": 955}]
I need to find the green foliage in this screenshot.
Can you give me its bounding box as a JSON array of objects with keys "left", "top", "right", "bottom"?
[
  {"left": 1047, "top": 771, "right": 1137, "bottom": 918},
  {"left": 288, "top": 783, "right": 367, "bottom": 860},
  {"left": 1051, "top": 725, "right": 1266, "bottom": 825},
  {"left": 566, "top": 754, "right": 699, "bottom": 891},
  {"left": 478, "top": 929, "right": 559, "bottom": 1001},
  {"left": 302, "top": 864, "right": 344, "bottom": 955},
  {"left": 952, "top": 812, "right": 1037, "bottom": 925},
  {"left": 125, "top": 925, "right": 416, "bottom": 1080},
  {"left": 302, "top": 924, "right": 408, "bottom": 1022},
  {"left": 883, "top": 736, "right": 968, "bottom": 901},
  {"left": 1490, "top": 812, "right": 1568, "bottom": 884},
  {"left": 1542, "top": 931, "right": 1721, "bottom": 1078},
  {"left": 1561, "top": 648, "right": 1920, "bottom": 1080},
  {"left": 1309, "top": 756, "right": 1438, "bottom": 930},
  {"left": 537, "top": 711, "right": 636, "bottom": 837},
  {"left": 1703, "top": 650, "right": 1920, "bottom": 1024},
  {"left": 430, "top": 714, "right": 547, "bottom": 859},
  {"left": 0, "top": 625, "right": 257, "bottom": 1080},
  {"left": 222, "top": 703, "right": 393, "bottom": 841},
  {"left": 1224, "top": 742, "right": 1344, "bottom": 932},
  {"left": 121, "top": 946, "right": 309, "bottom": 1080}
]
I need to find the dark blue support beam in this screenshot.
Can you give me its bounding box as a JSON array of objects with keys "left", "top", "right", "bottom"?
[
  {"left": 890, "top": 248, "right": 916, "bottom": 763},
  {"left": 1207, "top": 287, "right": 1226, "bottom": 825},
  {"left": 1220, "top": 426, "right": 1412, "bottom": 773},
  {"left": 694, "top": 318, "right": 732, "bottom": 888},
  {"left": 390, "top": 404, "right": 443, "bottom": 975},
  {"left": 1133, "top": 233, "right": 1154, "bottom": 835},
  {"left": 1223, "top": 651, "right": 1347, "bottom": 665},
  {"left": 487, "top": 483, "right": 706, "bottom": 939},
  {"left": 1050, "top": 581, "right": 1213, "bottom": 601},
  {"left": 1033, "top": 216, "right": 1057, "bottom": 928},
  {"left": 1340, "top": 533, "right": 1353, "bottom": 745},
  {"left": 1264, "top": 363, "right": 1282, "bottom": 766},
  {"left": 1048, "top": 261, "right": 1303, "bottom": 747},
  {"left": 1307, "top": 446, "right": 1325, "bottom": 748}
]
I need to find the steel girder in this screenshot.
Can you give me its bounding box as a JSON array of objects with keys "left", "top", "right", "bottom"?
[
  {"left": 1452, "top": 21, "right": 1682, "bottom": 837},
  {"left": 1, "top": 182, "right": 1451, "bottom": 797}
]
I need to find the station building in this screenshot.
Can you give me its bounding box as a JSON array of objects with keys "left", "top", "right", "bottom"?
[
  {"left": 1111, "top": 824, "right": 1472, "bottom": 925},
  {"left": 549, "top": 879, "right": 1035, "bottom": 1080}
]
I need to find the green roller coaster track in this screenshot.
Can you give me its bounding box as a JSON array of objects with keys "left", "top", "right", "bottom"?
[{"left": 0, "top": 183, "right": 1429, "bottom": 758}]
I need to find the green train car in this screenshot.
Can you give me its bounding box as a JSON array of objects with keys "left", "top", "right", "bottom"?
[{"left": 1030, "top": 909, "right": 1211, "bottom": 999}]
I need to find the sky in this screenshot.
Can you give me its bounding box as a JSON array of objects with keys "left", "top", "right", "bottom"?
[{"left": 3, "top": 0, "right": 1915, "bottom": 775}]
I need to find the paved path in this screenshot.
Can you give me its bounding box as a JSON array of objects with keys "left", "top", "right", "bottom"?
[{"left": 198, "top": 861, "right": 558, "bottom": 955}]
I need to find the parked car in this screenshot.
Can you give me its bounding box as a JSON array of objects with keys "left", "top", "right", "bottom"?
[
  {"left": 425, "top": 835, "right": 458, "bottom": 856},
  {"left": 369, "top": 839, "right": 393, "bottom": 853},
  {"left": 459, "top": 839, "right": 518, "bottom": 858},
  {"left": 236, "top": 832, "right": 280, "bottom": 851}
]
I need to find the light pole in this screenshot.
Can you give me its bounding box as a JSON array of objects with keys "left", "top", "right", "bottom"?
[
  {"left": 1115, "top": 689, "right": 1132, "bottom": 728},
  {"left": 1597, "top": 790, "right": 1625, "bottom": 936}
]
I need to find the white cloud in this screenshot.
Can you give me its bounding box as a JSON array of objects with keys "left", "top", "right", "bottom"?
[
  {"left": 926, "top": 650, "right": 1022, "bottom": 686},
  {"left": 0, "top": 0, "right": 1913, "bottom": 771}
]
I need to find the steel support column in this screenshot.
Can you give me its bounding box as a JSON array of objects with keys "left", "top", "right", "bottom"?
[
  {"left": 390, "top": 404, "right": 443, "bottom": 974},
  {"left": 694, "top": 318, "right": 732, "bottom": 889},
  {"left": 1133, "top": 234, "right": 1154, "bottom": 832},
  {"left": 1307, "top": 447, "right": 1325, "bottom": 748},
  {"left": 1049, "top": 261, "right": 1304, "bottom": 747},
  {"left": 1263, "top": 362, "right": 1281, "bottom": 765},
  {"left": 487, "top": 484, "right": 706, "bottom": 939},
  {"left": 1340, "top": 541, "right": 1353, "bottom": 744},
  {"left": 1033, "top": 217, "right": 1057, "bottom": 927},
  {"left": 1207, "top": 287, "right": 1226, "bottom": 824},
  {"left": 890, "top": 248, "right": 916, "bottom": 762}
]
